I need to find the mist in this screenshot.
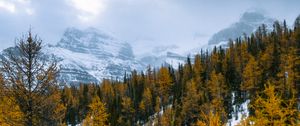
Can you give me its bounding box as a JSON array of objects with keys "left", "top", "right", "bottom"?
[{"left": 0, "top": 0, "right": 299, "bottom": 55}]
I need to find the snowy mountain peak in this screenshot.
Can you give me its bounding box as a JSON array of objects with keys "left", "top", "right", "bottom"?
[
  {"left": 208, "top": 11, "right": 275, "bottom": 45},
  {"left": 56, "top": 27, "right": 134, "bottom": 60},
  {"left": 57, "top": 27, "right": 115, "bottom": 50},
  {"left": 41, "top": 27, "right": 142, "bottom": 84},
  {"left": 240, "top": 11, "right": 266, "bottom": 23}
]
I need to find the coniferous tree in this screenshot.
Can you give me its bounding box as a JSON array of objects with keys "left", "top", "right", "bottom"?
[
  {"left": 249, "top": 83, "right": 298, "bottom": 126},
  {"left": 0, "top": 31, "right": 63, "bottom": 126},
  {"left": 83, "top": 96, "right": 108, "bottom": 126},
  {"left": 0, "top": 74, "right": 24, "bottom": 126},
  {"left": 241, "top": 55, "right": 261, "bottom": 98},
  {"left": 196, "top": 111, "right": 224, "bottom": 126},
  {"left": 179, "top": 80, "right": 202, "bottom": 125},
  {"left": 157, "top": 67, "right": 173, "bottom": 108}
]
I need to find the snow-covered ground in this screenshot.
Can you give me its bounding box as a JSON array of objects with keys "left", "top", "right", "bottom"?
[{"left": 227, "top": 93, "right": 250, "bottom": 126}]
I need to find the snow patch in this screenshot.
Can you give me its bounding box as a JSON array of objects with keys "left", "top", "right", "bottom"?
[{"left": 227, "top": 93, "right": 250, "bottom": 126}]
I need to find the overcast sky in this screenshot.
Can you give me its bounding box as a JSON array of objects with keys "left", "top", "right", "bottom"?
[{"left": 0, "top": 0, "right": 300, "bottom": 54}]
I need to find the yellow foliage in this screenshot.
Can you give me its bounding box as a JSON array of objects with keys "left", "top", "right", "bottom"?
[
  {"left": 160, "top": 108, "right": 174, "bottom": 126},
  {"left": 207, "top": 70, "right": 227, "bottom": 109},
  {"left": 249, "top": 83, "right": 298, "bottom": 126},
  {"left": 241, "top": 55, "right": 261, "bottom": 93},
  {"left": 0, "top": 96, "right": 24, "bottom": 126},
  {"left": 196, "top": 111, "right": 223, "bottom": 126},
  {"left": 157, "top": 67, "right": 172, "bottom": 97},
  {"left": 83, "top": 96, "right": 108, "bottom": 126}
]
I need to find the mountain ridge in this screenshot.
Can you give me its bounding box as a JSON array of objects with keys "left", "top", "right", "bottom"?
[{"left": 208, "top": 11, "right": 275, "bottom": 45}]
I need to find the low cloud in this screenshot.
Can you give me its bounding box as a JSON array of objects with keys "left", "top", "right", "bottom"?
[
  {"left": 0, "top": 0, "right": 16, "bottom": 13},
  {"left": 0, "top": 0, "right": 300, "bottom": 54},
  {"left": 0, "top": 0, "right": 34, "bottom": 15},
  {"left": 67, "top": 0, "right": 106, "bottom": 22}
]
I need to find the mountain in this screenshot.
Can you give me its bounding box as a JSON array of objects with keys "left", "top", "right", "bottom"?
[
  {"left": 208, "top": 11, "right": 275, "bottom": 45},
  {"left": 36, "top": 27, "right": 143, "bottom": 84},
  {"left": 0, "top": 11, "right": 277, "bottom": 84},
  {"left": 45, "top": 27, "right": 145, "bottom": 84},
  {"left": 138, "top": 45, "right": 187, "bottom": 68}
]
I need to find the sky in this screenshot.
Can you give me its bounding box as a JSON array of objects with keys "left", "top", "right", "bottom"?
[{"left": 0, "top": 0, "right": 300, "bottom": 55}]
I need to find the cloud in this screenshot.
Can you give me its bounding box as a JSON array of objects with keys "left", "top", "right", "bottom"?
[
  {"left": 67, "top": 0, "right": 106, "bottom": 22},
  {"left": 0, "top": 0, "right": 16, "bottom": 13},
  {"left": 0, "top": 0, "right": 300, "bottom": 54},
  {"left": 25, "top": 8, "right": 34, "bottom": 15},
  {"left": 0, "top": 0, "right": 34, "bottom": 15}
]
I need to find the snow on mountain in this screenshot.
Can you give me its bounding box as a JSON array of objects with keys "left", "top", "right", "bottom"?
[
  {"left": 186, "top": 11, "right": 275, "bottom": 56},
  {"left": 43, "top": 27, "right": 144, "bottom": 84},
  {"left": 138, "top": 45, "right": 186, "bottom": 68},
  {"left": 0, "top": 11, "right": 278, "bottom": 85},
  {"left": 208, "top": 11, "right": 275, "bottom": 45}
]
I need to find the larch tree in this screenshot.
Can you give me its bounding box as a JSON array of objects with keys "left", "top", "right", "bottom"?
[
  {"left": 241, "top": 55, "right": 261, "bottom": 98},
  {"left": 180, "top": 80, "right": 201, "bottom": 125},
  {"left": 249, "top": 83, "right": 298, "bottom": 126},
  {"left": 119, "top": 96, "right": 134, "bottom": 125},
  {"left": 139, "top": 87, "right": 153, "bottom": 120},
  {"left": 277, "top": 47, "right": 299, "bottom": 99},
  {"left": 0, "top": 74, "right": 24, "bottom": 126},
  {"left": 0, "top": 31, "right": 63, "bottom": 126},
  {"left": 207, "top": 70, "right": 227, "bottom": 110},
  {"left": 160, "top": 107, "right": 174, "bottom": 126},
  {"left": 193, "top": 54, "right": 204, "bottom": 89},
  {"left": 202, "top": 70, "right": 227, "bottom": 124},
  {"left": 83, "top": 96, "right": 108, "bottom": 126},
  {"left": 0, "top": 96, "right": 24, "bottom": 126},
  {"left": 157, "top": 67, "right": 172, "bottom": 108},
  {"left": 196, "top": 111, "right": 224, "bottom": 126}
]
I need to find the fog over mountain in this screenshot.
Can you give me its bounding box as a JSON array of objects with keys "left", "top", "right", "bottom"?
[
  {"left": 1, "top": 2, "right": 300, "bottom": 125},
  {"left": 43, "top": 27, "right": 144, "bottom": 84},
  {"left": 1, "top": 10, "right": 300, "bottom": 84},
  {"left": 208, "top": 11, "right": 275, "bottom": 45},
  {"left": 1, "top": 0, "right": 300, "bottom": 84},
  {"left": 0, "top": 0, "right": 300, "bottom": 55}
]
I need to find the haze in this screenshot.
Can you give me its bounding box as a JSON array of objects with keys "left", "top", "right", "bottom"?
[{"left": 0, "top": 0, "right": 299, "bottom": 55}]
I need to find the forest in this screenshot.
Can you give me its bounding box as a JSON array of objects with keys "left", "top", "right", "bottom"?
[{"left": 0, "top": 16, "right": 300, "bottom": 126}]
